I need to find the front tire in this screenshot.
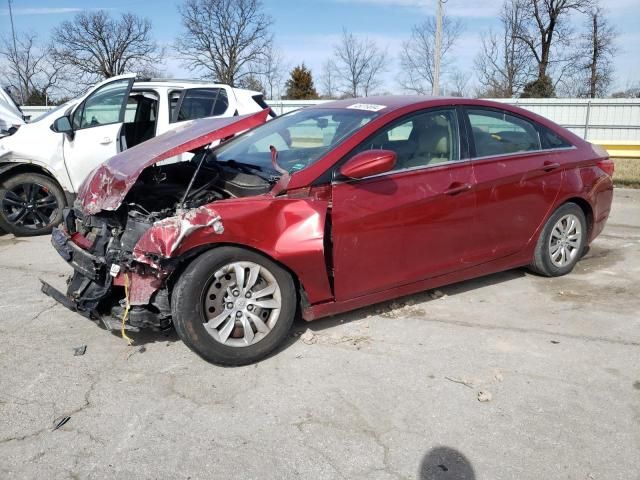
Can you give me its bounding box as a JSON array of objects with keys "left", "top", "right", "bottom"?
[
  {"left": 0, "top": 172, "right": 65, "bottom": 236},
  {"left": 172, "top": 247, "right": 297, "bottom": 366},
  {"left": 529, "top": 202, "right": 587, "bottom": 277}
]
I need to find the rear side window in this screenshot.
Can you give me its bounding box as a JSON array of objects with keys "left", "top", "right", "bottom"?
[
  {"left": 172, "top": 88, "right": 229, "bottom": 123},
  {"left": 540, "top": 127, "right": 572, "bottom": 149},
  {"left": 252, "top": 94, "right": 276, "bottom": 117},
  {"left": 467, "top": 108, "right": 541, "bottom": 158}
]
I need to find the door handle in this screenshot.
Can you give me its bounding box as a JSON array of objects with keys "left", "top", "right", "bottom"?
[
  {"left": 542, "top": 161, "right": 561, "bottom": 172},
  {"left": 100, "top": 137, "right": 113, "bottom": 145},
  {"left": 444, "top": 183, "right": 472, "bottom": 195}
]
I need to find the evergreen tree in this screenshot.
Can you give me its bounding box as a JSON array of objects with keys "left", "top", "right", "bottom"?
[
  {"left": 284, "top": 64, "right": 319, "bottom": 99},
  {"left": 520, "top": 75, "right": 555, "bottom": 98}
]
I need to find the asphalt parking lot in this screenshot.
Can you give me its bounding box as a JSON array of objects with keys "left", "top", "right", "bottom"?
[{"left": 0, "top": 189, "right": 638, "bottom": 480}]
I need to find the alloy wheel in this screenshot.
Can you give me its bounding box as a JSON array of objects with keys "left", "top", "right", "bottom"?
[
  {"left": 203, "top": 261, "right": 282, "bottom": 347},
  {"left": 1, "top": 182, "right": 59, "bottom": 230},
  {"left": 548, "top": 213, "right": 582, "bottom": 267}
]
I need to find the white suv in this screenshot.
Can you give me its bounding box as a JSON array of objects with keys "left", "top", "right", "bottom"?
[{"left": 0, "top": 74, "right": 272, "bottom": 235}]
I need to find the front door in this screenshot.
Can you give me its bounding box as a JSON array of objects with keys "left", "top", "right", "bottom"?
[
  {"left": 330, "top": 108, "right": 477, "bottom": 301},
  {"left": 63, "top": 76, "right": 134, "bottom": 190}
]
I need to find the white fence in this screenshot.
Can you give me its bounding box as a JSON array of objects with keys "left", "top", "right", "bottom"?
[
  {"left": 22, "top": 97, "right": 640, "bottom": 150},
  {"left": 268, "top": 98, "right": 640, "bottom": 144}
]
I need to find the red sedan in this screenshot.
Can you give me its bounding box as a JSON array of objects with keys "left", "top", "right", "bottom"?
[{"left": 42, "top": 96, "right": 614, "bottom": 365}]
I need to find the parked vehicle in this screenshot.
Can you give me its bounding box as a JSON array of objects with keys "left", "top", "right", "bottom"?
[
  {"left": 0, "top": 87, "right": 25, "bottom": 137},
  {"left": 42, "top": 96, "right": 614, "bottom": 365},
  {"left": 0, "top": 74, "right": 272, "bottom": 236}
]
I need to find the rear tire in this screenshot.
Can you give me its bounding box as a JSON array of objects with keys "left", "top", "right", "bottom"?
[
  {"left": 0, "top": 172, "right": 65, "bottom": 236},
  {"left": 172, "top": 247, "right": 297, "bottom": 366},
  {"left": 529, "top": 202, "right": 587, "bottom": 277}
]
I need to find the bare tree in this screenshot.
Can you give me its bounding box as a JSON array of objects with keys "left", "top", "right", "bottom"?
[
  {"left": 332, "top": 29, "right": 387, "bottom": 98},
  {"left": 319, "top": 59, "right": 338, "bottom": 99},
  {"left": 176, "top": 0, "right": 273, "bottom": 87},
  {"left": 51, "top": 11, "right": 162, "bottom": 86},
  {"left": 577, "top": 6, "right": 617, "bottom": 97},
  {"left": 399, "top": 15, "right": 463, "bottom": 95},
  {"left": 448, "top": 69, "right": 471, "bottom": 97},
  {"left": 475, "top": 0, "right": 534, "bottom": 97},
  {"left": 514, "top": 0, "right": 594, "bottom": 83},
  {"left": 257, "top": 47, "right": 285, "bottom": 99},
  {"left": 0, "top": 32, "right": 65, "bottom": 104}
]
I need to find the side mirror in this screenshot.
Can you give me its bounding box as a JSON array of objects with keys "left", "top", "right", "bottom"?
[
  {"left": 51, "top": 115, "right": 73, "bottom": 134},
  {"left": 339, "top": 149, "right": 397, "bottom": 180}
]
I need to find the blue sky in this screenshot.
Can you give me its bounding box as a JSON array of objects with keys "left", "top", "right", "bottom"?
[{"left": 2, "top": 0, "right": 639, "bottom": 95}]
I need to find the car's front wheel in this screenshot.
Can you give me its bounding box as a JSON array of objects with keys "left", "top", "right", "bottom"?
[
  {"left": 0, "top": 172, "right": 65, "bottom": 236},
  {"left": 530, "top": 202, "right": 587, "bottom": 277},
  {"left": 172, "top": 247, "right": 297, "bottom": 366}
]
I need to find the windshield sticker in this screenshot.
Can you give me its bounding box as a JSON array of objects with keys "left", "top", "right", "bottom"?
[{"left": 346, "top": 103, "right": 387, "bottom": 112}]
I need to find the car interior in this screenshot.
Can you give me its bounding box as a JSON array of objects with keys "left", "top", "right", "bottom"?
[
  {"left": 364, "top": 111, "right": 458, "bottom": 170},
  {"left": 121, "top": 91, "right": 159, "bottom": 150},
  {"left": 468, "top": 111, "right": 541, "bottom": 157}
]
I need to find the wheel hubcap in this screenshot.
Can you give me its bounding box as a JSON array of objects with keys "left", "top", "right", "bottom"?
[
  {"left": 203, "top": 261, "right": 282, "bottom": 347},
  {"left": 1, "top": 182, "right": 58, "bottom": 230},
  {"left": 548, "top": 213, "right": 582, "bottom": 267}
]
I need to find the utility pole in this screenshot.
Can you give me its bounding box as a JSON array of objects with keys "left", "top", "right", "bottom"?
[
  {"left": 432, "top": 0, "right": 444, "bottom": 96},
  {"left": 7, "top": 0, "right": 24, "bottom": 104}
]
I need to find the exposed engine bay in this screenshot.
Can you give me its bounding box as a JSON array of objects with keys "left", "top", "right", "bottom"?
[{"left": 41, "top": 151, "right": 277, "bottom": 332}]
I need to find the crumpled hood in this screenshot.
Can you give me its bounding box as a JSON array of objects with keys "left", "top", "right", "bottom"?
[{"left": 78, "top": 109, "right": 270, "bottom": 214}]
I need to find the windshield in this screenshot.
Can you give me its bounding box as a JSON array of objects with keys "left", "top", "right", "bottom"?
[{"left": 211, "top": 107, "right": 380, "bottom": 175}]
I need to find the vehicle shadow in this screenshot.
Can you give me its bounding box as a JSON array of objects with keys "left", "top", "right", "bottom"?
[
  {"left": 107, "top": 326, "right": 180, "bottom": 346},
  {"left": 270, "top": 267, "right": 527, "bottom": 356},
  {"left": 418, "top": 446, "right": 475, "bottom": 479},
  {"left": 108, "top": 268, "right": 527, "bottom": 354}
]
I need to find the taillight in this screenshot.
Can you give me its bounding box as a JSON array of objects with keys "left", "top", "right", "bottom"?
[{"left": 596, "top": 158, "right": 614, "bottom": 177}]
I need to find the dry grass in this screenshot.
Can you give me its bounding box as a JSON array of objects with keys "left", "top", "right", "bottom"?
[{"left": 613, "top": 158, "right": 640, "bottom": 188}]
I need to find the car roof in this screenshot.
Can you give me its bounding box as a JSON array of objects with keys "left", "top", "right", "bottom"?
[
  {"left": 133, "top": 79, "right": 241, "bottom": 90},
  {"left": 312, "top": 95, "right": 542, "bottom": 115},
  {"left": 315, "top": 95, "right": 456, "bottom": 111}
]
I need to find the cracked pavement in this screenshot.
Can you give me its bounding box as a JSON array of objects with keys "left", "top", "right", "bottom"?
[{"left": 0, "top": 189, "right": 639, "bottom": 479}]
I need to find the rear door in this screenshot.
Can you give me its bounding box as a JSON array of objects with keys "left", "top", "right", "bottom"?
[
  {"left": 63, "top": 75, "right": 134, "bottom": 190},
  {"left": 330, "top": 108, "right": 477, "bottom": 301},
  {"left": 464, "top": 107, "right": 565, "bottom": 262}
]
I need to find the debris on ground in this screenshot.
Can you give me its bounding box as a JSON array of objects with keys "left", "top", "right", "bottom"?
[
  {"left": 379, "top": 300, "right": 426, "bottom": 318},
  {"left": 493, "top": 371, "right": 504, "bottom": 383},
  {"left": 126, "top": 345, "right": 147, "bottom": 360},
  {"left": 477, "top": 391, "right": 492, "bottom": 402},
  {"left": 72, "top": 345, "right": 87, "bottom": 356},
  {"left": 550, "top": 340, "right": 560, "bottom": 344},
  {"left": 444, "top": 376, "right": 474, "bottom": 389},
  {"left": 52, "top": 416, "right": 71, "bottom": 431},
  {"left": 429, "top": 289, "right": 447, "bottom": 300},
  {"left": 300, "top": 330, "right": 317, "bottom": 345}
]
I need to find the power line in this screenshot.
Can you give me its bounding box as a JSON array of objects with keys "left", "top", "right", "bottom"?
[{"left": 7, "top": 0, "right": 24, "bottom": 103}]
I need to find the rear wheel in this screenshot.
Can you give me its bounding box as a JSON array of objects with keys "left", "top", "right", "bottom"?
[
  {"left": 529, "top": 202, "right": 587, "bottom": 277},
  {"left": 0, "top": 172, "right": 65, "bottom": 236},
  {"left": 172, "top": 247, "right": 297, "bottom": 366}
]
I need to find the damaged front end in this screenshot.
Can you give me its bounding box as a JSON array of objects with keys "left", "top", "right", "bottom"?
[
  {"left": 42, "top": 206, "right": 176, "bottom": 331},
  {"left": 42, "top": 110, "right": 271, "bottom": 332}
]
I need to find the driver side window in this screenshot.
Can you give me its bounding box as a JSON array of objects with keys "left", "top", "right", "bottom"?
[
  {"left": 73, "top": 78, "right": 131, "bottom": 130},
  {"left": 352, "top": 108, "right": 460, "bottom": 172}
]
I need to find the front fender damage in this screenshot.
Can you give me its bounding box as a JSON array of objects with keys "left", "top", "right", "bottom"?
[{"left": 134, "top": 206, "right": 224, "bottom": 263}]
